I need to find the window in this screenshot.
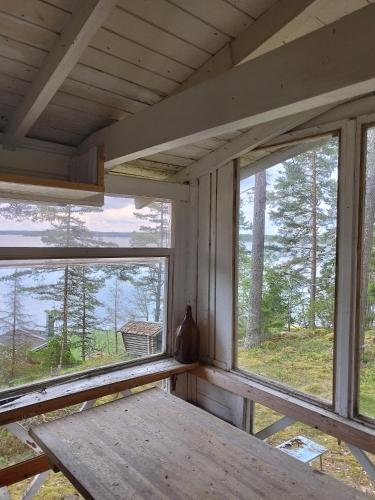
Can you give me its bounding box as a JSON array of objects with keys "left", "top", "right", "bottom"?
[
  {"left": 0, "top": 195, "right": 171, "bottom": 248},
  {"left": 0, "top": 196, "right": 171, "bottom": 392},
  {"left": 236, "top": 135, "right": 339, "bottom": 402},
  {"left": 358, "top": 124, "right": 375, "bottom": 420}
]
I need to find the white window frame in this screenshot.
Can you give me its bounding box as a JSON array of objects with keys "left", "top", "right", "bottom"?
[
  {"left": 0, "top": 177, "right": 190, "bottom": 397},
  {"left": 233, "top": 118, "right": 367, "bottom": 421}
]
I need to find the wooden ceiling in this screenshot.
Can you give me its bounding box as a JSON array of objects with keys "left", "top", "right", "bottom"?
[{"left": 0, "top": 0, "right": 372, "bottom": 181}]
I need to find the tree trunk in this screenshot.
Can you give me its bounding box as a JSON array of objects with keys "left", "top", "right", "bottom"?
[
  {"left": 154, "top": 204, "right": 165, "bottom": 323},
  {"left": 309, "top": 151, "right": 317, "bottom": 331},
  {"left": 360, "top": 130, "right": 375, "bottom": 349},
  {"left": 11, "top": 272, "right": 19, "bottom": 378},
  {"left": 245, "top": 170, "right": 267, "bottom": 348},
  {"left": 59, "top": 265, "right": 69, "bottom": 369},
  {"left": 81, "top": 270, "right": 87, "bottom": 362},
  {"left": 59, "top": 207, "right": 72, "bottom": 368},
  {"left": 154, "top": 262, "right": 162, "bottom": 322},
  {"left": 114, "top": 278, "right": 118, "bottom": 354}
]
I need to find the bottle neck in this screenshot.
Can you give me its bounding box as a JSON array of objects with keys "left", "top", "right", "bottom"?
[{"left": 185, "top": 305, "right": 192, "bottom": 319}]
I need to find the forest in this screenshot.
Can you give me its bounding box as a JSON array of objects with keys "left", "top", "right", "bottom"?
[
  {"left": 237, "top": 131, "right": 375, "bottom": 419},
  {"left": 0, "top": 199, "right": 170, "bottom": 390}
]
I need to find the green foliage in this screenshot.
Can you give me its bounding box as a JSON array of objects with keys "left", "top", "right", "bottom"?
[
  {"left": 30, "top": 337, "right": 75, "bottom": 370},
  {"left": 68, "top": 266, "right": 102, "bottom": 361},
  {"left": 261, "top": 266, "right": 289, "bottom": 332},
  {"left": 238, "top": 138, "right": 339, "bottom": 342}
]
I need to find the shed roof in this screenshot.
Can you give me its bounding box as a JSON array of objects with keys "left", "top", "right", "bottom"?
[
  {"left": 120, "top": 321, "right": 162, "bottom": 337},
  {"left": 0, "top": 329, "right": 48, "bottom": 352}
]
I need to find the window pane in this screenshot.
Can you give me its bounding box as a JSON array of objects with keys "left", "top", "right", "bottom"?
[
  {"left": 0, "top": 258, "right": 167, "bottom": 391},
  {"left": 358, "top": 125, "right": 375, "bottom": 419},
  {"left": 237, "top": 136, "right": 339, "bottom": 402},
  {"left": 0, "top": 196, "right": 171, "bottom": 248}
]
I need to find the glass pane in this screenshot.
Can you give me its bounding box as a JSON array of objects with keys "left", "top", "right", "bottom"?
[
  {"left": 237, "top": 136, "right": 339, "bottom": 402},
  {"left": 0, "top": 258, "right": 167, "bottom": 391},
  {"left": 0, "top": 196, "right": 171, "bottom": 247},
  {"left": 358, "top": 126, "right": 375, "bottom": 419}
]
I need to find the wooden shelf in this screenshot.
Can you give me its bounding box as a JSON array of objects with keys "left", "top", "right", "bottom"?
[{"left": 0, "top": 145, "right": 105, "bottom": 205}]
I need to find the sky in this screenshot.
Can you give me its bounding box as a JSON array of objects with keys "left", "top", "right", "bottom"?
[{"left": 0, "top": 195, "right": 171, "bottom": 234}]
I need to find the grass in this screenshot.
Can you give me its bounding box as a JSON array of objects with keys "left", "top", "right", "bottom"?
[
  {"left": 0, "top": 331, "right": 132, "bottom": 391},
  {"left": 238, "top": 328, "right": 334, "bottom": 401},
  {"left": 238, "top": 328, "right": 375, "bottom": 497}
]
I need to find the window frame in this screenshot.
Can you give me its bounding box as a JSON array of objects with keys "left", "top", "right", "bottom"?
[
  {"left": 232, "top": 120, "right": 365, "bottom": 420},
  {"left": 354, "top": 115, "right": 375, "bottom": 425},
  {"left": 0, "top": 195, "right": 176, "bottom": 399}
]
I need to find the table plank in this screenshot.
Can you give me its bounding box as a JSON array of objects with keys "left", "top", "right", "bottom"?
[{"left": 30, "top": 389, "right": 367, "bottom": 500}]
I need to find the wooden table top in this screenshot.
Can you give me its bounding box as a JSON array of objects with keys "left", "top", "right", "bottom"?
[{"left": 30, "top": 388, "right": 367, "bottom": 500}]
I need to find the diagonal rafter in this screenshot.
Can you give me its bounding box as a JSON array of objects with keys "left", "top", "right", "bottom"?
[
  {"left": 3, "top": 0, "right": 117, "bottom": 149},
  {"left": 172, "top": 106, "right": 334, "bottom": 182}
]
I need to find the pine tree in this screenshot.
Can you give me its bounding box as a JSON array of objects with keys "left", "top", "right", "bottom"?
[
  {"left": 105, "top": 277, "right": 127, "bottom": 354},
  {"left": 0, "top": 268, "right": 33, "bottom": 379},
  {"left": 0, "top": 201, "right": 115, "bottom": 367},
  {"left": 269, "top": 139, "right": 338, "bottom": 331},
  {"left": 245, "top": 170, "right": 267, "bottom": 347},
  {"left": 237, "top": 203, "right": 251, "bottom": 339},
  {"left": 69, "top": 266, "right": 102, "bottom": 361},
  {"left": 360, "top": 129, "right": 375, "bottom": 349},
  {"left": 130, "top": 201, "right": 170, "bottom": 322}
]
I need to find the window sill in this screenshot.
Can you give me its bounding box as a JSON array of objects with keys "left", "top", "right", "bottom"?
[{"left": 0, "top": 358, "right": 198, "bottom": 425}]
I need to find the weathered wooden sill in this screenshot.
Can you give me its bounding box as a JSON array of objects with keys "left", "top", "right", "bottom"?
[
  {"left": 193, "top": 365, "right": 375, "bottom": 455},
  {"left": 0, "top": 358, "right": 198, "bottom": 426}
]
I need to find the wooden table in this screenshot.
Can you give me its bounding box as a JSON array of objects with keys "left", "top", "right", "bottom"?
[{"left": 30, "top": 388, "right": 366, "bottom": 500}]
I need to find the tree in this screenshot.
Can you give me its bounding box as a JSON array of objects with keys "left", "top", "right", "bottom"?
[
  {"left": 360, "top": 129, "right": 375, "bottom": 349},
  {"left": 0, "top": 268, "right": 33, "bottom": 379},
  {"left": 237, "top": 204, "right": 251, "bottom": 339},
  {"left": 28, "top": 203, "right": 114, "bottom": 366},
  {"left": 130, "top": 201, "right": 170, "bottom": 322},
  {"left": 69, "top": 266, "right": 102, "bottom": 361},
  {"left": 105, "top": 277, "right": 127, "bottom": 354},
  {"left": 269, "top": 139, "right": 338, "bottom": 332},
  {"left": 245, "top": 170, "right": 267, "bottom": 347}
]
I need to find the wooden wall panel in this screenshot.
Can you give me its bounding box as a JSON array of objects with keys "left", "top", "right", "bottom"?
[
  {"left": 214, "top": 163, "right": 235, "bottom": 370},
  {"left": 197, "top": 173, "right": 211, "bottom": 361},
  {"left": 192, "top": 160, "right": 246, "bottom": 428}
]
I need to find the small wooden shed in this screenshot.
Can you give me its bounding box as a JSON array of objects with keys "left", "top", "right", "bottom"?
[{"left": 119, "top": 321, "right": 162, "bottom": 357}]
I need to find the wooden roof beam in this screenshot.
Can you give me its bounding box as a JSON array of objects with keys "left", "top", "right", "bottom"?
[
  {"left": 172, "top": 106, "right": 333, "bottom": 182},
  {"left": 178, "top": 0, "right": 320, "bottom": 92},
  {"left": 80, "top": 4, "right": 375, "bottom": 169},
  {"left": 3, "top": 0, "right": 117, "bottom": 149}
]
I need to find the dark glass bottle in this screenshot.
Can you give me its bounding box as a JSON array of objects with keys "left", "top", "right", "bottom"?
[{"left": 174, "top": 305, "right": 200, "bottom": 364}]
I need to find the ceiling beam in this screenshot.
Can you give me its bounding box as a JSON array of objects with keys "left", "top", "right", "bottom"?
[
  {"left": 80, "top": 4, "right": 375, "bottom": 169},
  {"left": 172, "top": 106, "right": 333, "bottom": 182},
  {"left": 239, "top": 141, "right": 321, "bottom": 180},
  {"left": 3, "top": 0, "right": 117, "bottom": 149},
  {"left": 178, "top": 0, "right": 320, "bottom": 92},
  {"left": 104, "top": 174, "right": 189, "bottom": 201}
]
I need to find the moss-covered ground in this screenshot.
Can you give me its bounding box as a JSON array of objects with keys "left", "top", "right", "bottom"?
[{"left": 238, "top": 328, "right": 375, "bottom": 497}]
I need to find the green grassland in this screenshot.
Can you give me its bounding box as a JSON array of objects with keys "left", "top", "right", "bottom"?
[{"left": 238, "top": 328, "right": 375, "bottom": 497}]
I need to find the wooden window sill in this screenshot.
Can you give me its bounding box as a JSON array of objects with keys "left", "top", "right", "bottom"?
[{"left": 0, "top": 358, "right": 198, "bottom": 425}]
